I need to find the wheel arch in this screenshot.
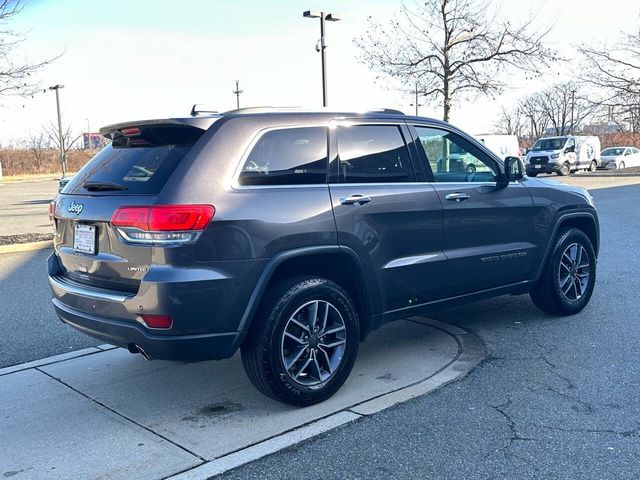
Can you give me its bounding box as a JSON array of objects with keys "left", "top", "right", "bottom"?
[
  {"left": 535, "top": 212, "right": 599, "bottom": 281},
  {"left": 236, "top": 246, "right": 378, "bottom": 344}
]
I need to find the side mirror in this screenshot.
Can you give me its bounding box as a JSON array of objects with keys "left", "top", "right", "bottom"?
[{"left": 504, "top": 156, "right": 524, "bottom": 183}]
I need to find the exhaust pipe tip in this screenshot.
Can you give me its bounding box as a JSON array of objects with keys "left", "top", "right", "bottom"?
[{"left": 128, "top": 343, "right": 153, "bottom": 361}]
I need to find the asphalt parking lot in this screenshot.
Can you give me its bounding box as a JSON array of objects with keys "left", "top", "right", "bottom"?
[{"left": 0, "top": 175, "right": 639, "bottom": 479}]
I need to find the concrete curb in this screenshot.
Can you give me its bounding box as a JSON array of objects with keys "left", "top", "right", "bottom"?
[
  {"left": 165, "top": 318, "right": 485, "bottom": 479},
  {"left": 0, "top": 240, "right": 53, "bottom": 255},
  {"left": 0, "top": 344, "right": 116, "bottom": 376}
]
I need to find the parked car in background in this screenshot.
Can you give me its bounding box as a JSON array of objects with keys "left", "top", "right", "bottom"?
[
  {"left": 58, "top": 176, "right": 74, "bottom": 192},
  {"left": 599, "top": 147, "right": 640, "bottom": 170},
  {"left": 525, "top": 135, "right": 601, "bottom": 176}
]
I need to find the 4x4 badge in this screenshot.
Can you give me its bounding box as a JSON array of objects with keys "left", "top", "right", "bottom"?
[{"left": 68, "top": 201, "right": 84, "bottom": 215}]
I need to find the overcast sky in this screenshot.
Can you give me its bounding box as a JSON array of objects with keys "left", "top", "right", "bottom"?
[{"left": 1, "top": 0, "right": 639, "bottom": 144}]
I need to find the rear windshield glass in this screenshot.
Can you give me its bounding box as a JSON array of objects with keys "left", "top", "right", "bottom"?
[{"left": 63, "top": 125, "right": 203, "bottom": 195}]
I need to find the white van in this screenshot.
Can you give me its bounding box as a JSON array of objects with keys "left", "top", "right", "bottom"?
[{"left": 525, "top": 136, "right": 601, "bottom": 176}]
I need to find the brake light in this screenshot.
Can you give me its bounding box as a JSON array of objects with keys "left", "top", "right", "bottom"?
[
  {"left": 111, "top": 205, "right": 215, "bottom": 245},
  {"left": 49, "top": 201, "right": 56, "bottom": 226},
  {"left": 141, "top": 314, "right": 172, "bottom": 329},
  {"left": 112, "top": 205, "right": 215, "bottom": 231},
  {"left": 121, "top": 127, "right": 141, "bottom": 136}
]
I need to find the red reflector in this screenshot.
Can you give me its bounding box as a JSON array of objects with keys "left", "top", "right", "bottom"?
[
  {"left": 111, "top": 205, "right": 215, "bottom": 231},
  {"left": 48, "top": 201, "right": 56, "bottom": 225},
  {"left": 141, "top": 314, "right": 173, "bottom": 329},
  {"left": 121, "top": 127, "right": 140, "bottom": 136}
]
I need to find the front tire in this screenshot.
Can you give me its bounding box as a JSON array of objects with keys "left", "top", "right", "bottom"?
[
  {"left": 530, "top": 228, "right": 596, "bottom": 315},
  {"left": 241, "top": 276, "right": 360, "bottom": 406},
  {"left": 588, "top": 160, "right": 597, "bottom": 172},
  {"left": 557, "top": 163, "right": 571, "bottom": 176},
  {"left": 619, "top": 161, "right": 625, "bottom": 170}
]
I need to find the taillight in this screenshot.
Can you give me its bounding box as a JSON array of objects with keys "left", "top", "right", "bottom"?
[
  {"left": 111, "top": 205, "right": 214, "bottom": 245},
  {"left": 49, "top": 201, "right": 56, "bottom": 227}
]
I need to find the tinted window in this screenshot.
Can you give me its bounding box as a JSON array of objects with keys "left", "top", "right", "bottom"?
[
  {"left": 64, "top": 125, "right": 203, "bottom": 195},
  {"left": 337, "top": 125, "right": 413, "bottom": 183},
  {"left": 238, "top": 127, "right": 328, "bottom": 186},
  {"left": 414, "top": 126, "right": 498, "bottom": 183}
]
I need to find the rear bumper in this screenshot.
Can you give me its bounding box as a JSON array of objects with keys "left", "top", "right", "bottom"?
[
  {"left": 47, "top": 252, "right": 264, "bottom": 361},
  {"left": 52, "top": 299, "right": 240, "bottom": 361}
]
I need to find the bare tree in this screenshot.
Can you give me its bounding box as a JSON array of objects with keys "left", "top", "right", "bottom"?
[
  {"left": 538, "top": 82, "right": 597, "bottom": 135},
  {"left": 518, "top": 92, "right": 549, "bottom": 138},
  {"left": 493, "top": 105, "right": 525, "bottom": 137},
  {"left": 578, "top": 27, "right": 640, "bottom": 133},
  {"left": 29, "top": 133, "right": 51, "bottom": 170},
  {"left": 44, "top": 123, "right": 81, "bottom": 173},
  {"left": 1, "top": 0, "right": 56, "bottom": 97},
  {"left": 355, "top": 0, "right": 556, "bottom": 121}
]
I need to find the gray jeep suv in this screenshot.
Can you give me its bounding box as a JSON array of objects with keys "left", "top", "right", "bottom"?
[{"left": 48, "top": 108, "right": 599, "bottom": 406}]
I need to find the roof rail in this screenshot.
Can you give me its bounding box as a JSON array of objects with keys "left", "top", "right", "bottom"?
[
  {"left": 190, "top": 104, "right": 220, "bottom": 116},
  {"left": 222, "top": 106, "right": 406, "bottom": 115}
]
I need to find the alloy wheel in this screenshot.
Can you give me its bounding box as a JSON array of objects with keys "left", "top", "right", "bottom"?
[
  {"left": 558, "top": 243, "right": 591, "bottom": 301},
  {"left": 280, "top": 300, "right": 347, "bottom": 386}
]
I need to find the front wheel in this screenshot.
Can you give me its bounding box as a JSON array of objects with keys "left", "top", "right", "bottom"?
[
  {"left": 530, "top": 228, "right": 596, "bottom": 315},
  {"left": 557, "top": 163, "right": 571, "bottom": 176},
  {"left": 588, "top": 160, "right": 597, "bottom": 172},
  {"left": 619, "top": 161, "right": 625, "bottom": 170},
  {"left": 241, "top": 276, "right": 360, "bottom": 406}
]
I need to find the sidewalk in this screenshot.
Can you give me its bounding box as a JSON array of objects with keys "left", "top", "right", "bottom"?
[{"left": 0, "top": 317, "right": 483, "bottom": 480}]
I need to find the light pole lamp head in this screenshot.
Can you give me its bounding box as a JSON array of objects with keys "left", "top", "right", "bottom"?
[
  {"left": 48, "top": 84, "right": 64, "bottom": 90},
  {"left": 303, "top": 10, "right": 322, "bottom": 18},
  {"left": 325, "top": 13, "right": 340, "bottom": 22}
]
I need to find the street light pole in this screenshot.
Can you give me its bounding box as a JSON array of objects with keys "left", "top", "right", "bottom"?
[
  {"left": 86, "top": 118, "right": 91, "bottom": 149},
  {"left": 233, "top": 80, "right": 243, "bottom": 109},
  {"left": 410, "top": 81, "right": 423, "bottom": 116},
  {"left": 49, "top": 85, "right": 65, "bottom": 176},
  {"left": 303, "top": 10, "right": 340, "bottom": 107},
  {"left": 570, "top": 89, "right": 576, "bottom": 134}
]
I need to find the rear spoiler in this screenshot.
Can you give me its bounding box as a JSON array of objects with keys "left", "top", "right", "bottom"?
[{"left": 99, "top": 116, "right": 222, "bottom": 138}]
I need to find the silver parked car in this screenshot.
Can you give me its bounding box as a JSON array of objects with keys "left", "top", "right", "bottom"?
[{"left": 600, "top": 147, "right": 640, "bottom": 169}]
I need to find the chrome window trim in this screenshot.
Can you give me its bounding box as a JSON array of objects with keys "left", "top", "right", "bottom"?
[{"left": 229, "top": 120, "right": 409, "bottom": 190}]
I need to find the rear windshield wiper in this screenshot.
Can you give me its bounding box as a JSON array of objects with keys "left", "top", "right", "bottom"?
[{"left": 83, "top": 181, "right": 128, "bottom": 191}]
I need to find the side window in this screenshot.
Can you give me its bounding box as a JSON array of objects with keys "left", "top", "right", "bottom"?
[
  {"left": 413, "top": 126, "right": 498, "bottom": 182},
  {"left": 566, "top": 138, "right": 576, "bottom": 151},
  {"left": 238, "top": 127, "right": 328, "bottom": 186},
  {"left": 336, "top": 125, "right": 414, "bottom": 183},
  {"left": 633, "top": 148, "right": 640, "bottom": 154}
]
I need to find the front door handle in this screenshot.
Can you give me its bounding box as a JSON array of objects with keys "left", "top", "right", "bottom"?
[
  {"left": 445, "top": 192, "right": 470, "bottom": 202},
  {"left": 340, "top": 195, "right": 372, "bottom": 206}
]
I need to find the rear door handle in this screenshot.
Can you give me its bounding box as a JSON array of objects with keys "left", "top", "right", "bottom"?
[
  {"left": 340, "top": 195, "right": 372, "bottom": 205},
  {"left": 445, "top": 192, "right": 470, "bottom": 202}
]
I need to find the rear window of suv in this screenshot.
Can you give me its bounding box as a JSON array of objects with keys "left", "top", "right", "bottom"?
[
  {"left": 238, "top": 127, "right": 328, "bottom": 186},
  {"left": 63, "top": 125, "right": 204, "bottom": 195}
]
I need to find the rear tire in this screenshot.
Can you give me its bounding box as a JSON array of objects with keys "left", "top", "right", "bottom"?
[
  {"left": 530, "top": 228, "right": 596, "bottom": 315},
  {"left": 528, "top": 172, "right": 538, "bottom": 177},
  {"left": 619, "top": 161, "right": 625, "bottom": 170},
  {"left": 241, "top": 276, "right": 359, "bottom": 406},
  {"left": 588, "top": 160, "right": 597, "bottom": 172}
]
